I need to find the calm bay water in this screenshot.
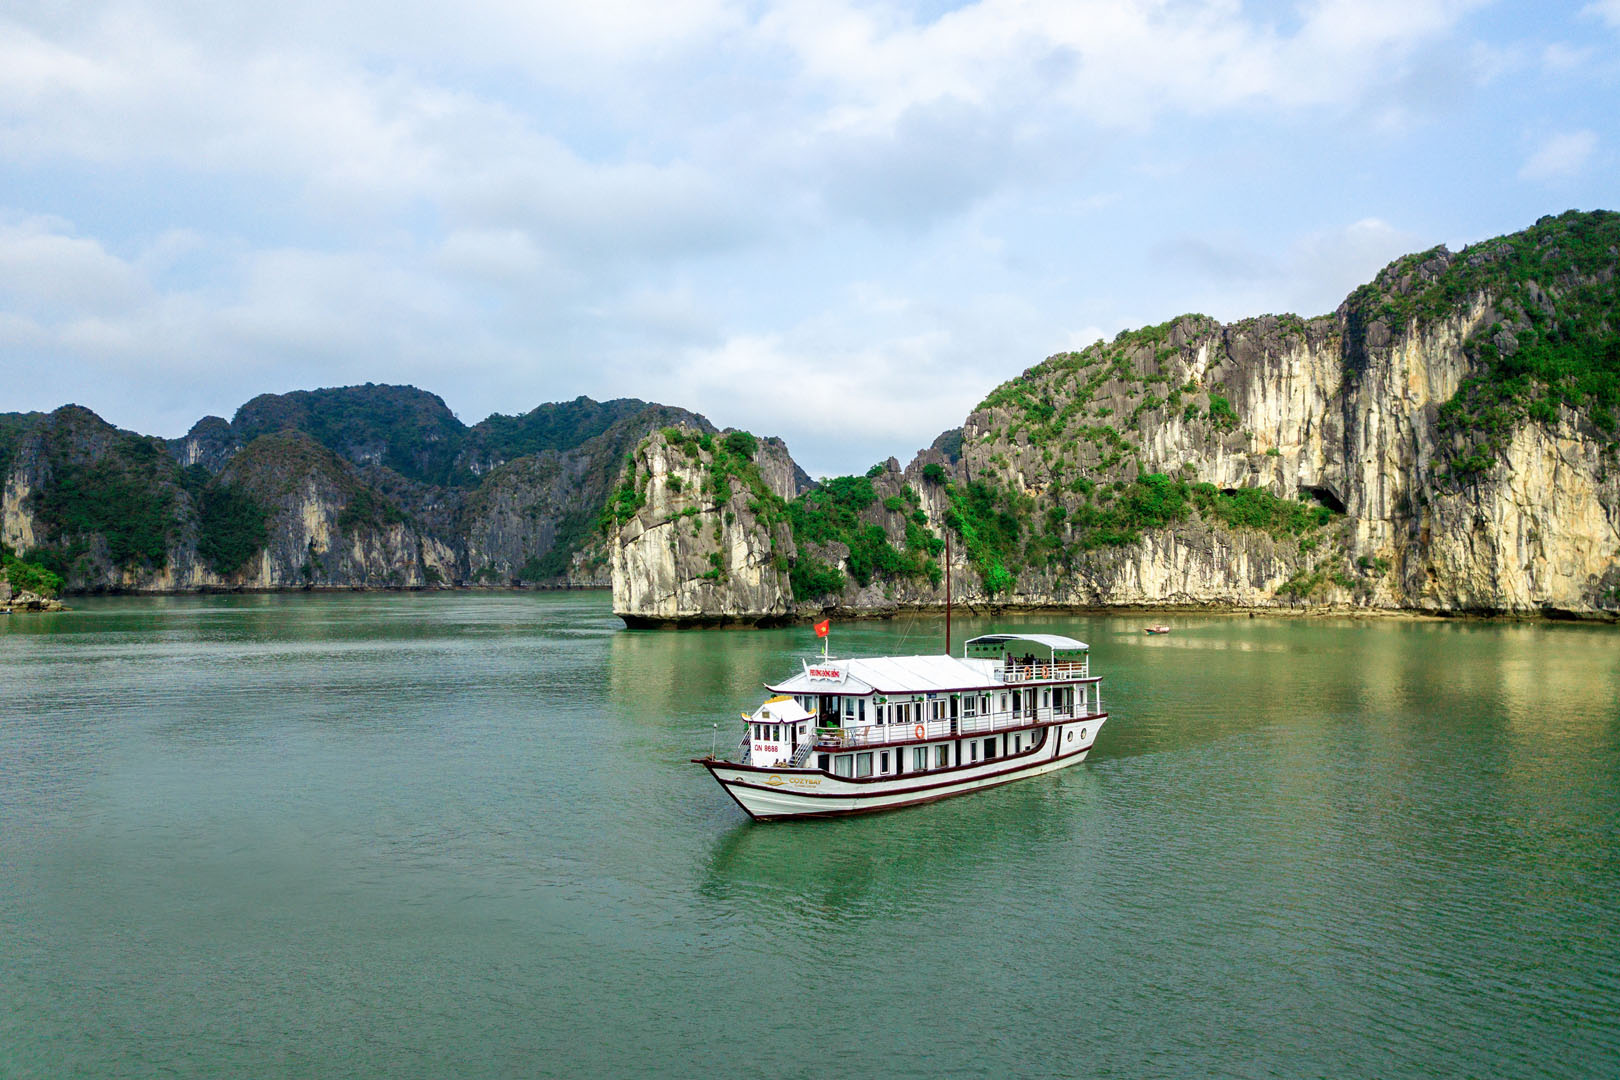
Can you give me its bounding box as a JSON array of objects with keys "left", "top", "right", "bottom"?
[{"left": 2, "top": 592, "right": 1617, "bottom": 1079}]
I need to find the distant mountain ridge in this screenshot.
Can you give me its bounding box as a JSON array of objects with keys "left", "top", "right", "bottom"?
[
  {"left": 0, "top": 387, "right": 722, "bottom": 592},
  {"left": 176, "top": 386, "right": 661, "bottom": 487}
]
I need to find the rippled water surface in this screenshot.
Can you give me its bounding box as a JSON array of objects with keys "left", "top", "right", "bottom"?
[{"left": 3, "top": 593, "right": 1618, "bottom": 1078}]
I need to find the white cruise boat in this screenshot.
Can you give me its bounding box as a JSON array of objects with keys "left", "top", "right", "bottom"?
[{"left": 694, "top": 633, "right": 1107, "bottom": 820}]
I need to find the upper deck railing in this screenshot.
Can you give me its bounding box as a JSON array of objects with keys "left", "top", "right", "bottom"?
[
  {"left": 813, "top": 696, "right": 1104, "bottom": 751},
  {"left": 994, "top": 659, "right": 1089, "bottom": 683}
]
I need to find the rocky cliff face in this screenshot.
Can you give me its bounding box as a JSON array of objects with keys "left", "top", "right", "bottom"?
[
  {"left": 461, "top": 404, "right": 715, "bottom": 585},
  {"left": 0, "top": 391, "right": 711, "bottom": 593},
  {"left": 612, "top": 211, "right": 1620, "bottom": 623},
  {"left": 608, "top": 427, "right": 804, "bottom": 626}
]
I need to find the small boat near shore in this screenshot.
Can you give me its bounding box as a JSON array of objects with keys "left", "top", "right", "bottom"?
[
  {"left": 693, "top": 632, "right": 1108, "bottom": 821},
  {"left": 1144, "top": 625, "right": 1171, "bottom": 635}
]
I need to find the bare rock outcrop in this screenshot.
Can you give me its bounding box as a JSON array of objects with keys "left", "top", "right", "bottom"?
[{"left": 609, "top": 428, "right": 799, "bottom": 626}]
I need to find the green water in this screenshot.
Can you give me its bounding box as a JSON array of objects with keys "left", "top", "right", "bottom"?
[{"left": 2, "top": 594, "right": 1617, "bottom": 1079}]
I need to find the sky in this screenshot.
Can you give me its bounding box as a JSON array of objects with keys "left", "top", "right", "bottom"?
[{"left": 1, "top": 1, "right": 1616, "bottom": 478}]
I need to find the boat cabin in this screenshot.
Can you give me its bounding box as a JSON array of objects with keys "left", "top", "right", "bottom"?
[
  {"left": 743, "top": 696, "right": 814, "bottom": 768},
  {"left": 739, "top": 633, "right": 1103, "bottom": 778}
]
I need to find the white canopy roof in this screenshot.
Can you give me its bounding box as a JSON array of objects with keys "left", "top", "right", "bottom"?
[
  {"left": 964, "top": 633, "right": 1088, "bottom": 651},
  {"left": 750, "top": 697, "right": 814, "bottom": 724},
  {"left": 767, "top": 655, "right": 1003, "bottom": 696}
]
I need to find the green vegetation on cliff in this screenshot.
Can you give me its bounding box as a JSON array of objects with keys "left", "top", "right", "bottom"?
[
  {"left": 232, "top": 386, "right": 674, "bottom": 492},
  {"left": 516, "top": 508, "right": 597, "bottom": 581},
  {"left": 0, "top": 413, "right": 44, "bottom": 482},
  {"left": 622, "top": 427, "right": 944, "bottom": 602},
  {"left": 786, "top": 475, "right": 941, "bottom": 595},
  {"left": 943, "top": 472, "right": 1337, "bottom": 594},
  {"left": 234, "top": 384, "right": 474, "bottom": 488},
  {"left": 336, "top": 487, "right": 407, "bottom": 534},
  {"left": 1349, "top": 210, "right": 1620, "bottom": 476},
  {"left": 471, "top": 397, "right": 654, "bottom": 464},
  {"left": 37, "top": 432, "right": 177, "bottom": 571},
  {"left": 2, "top": 542, "right": 62, "bottom": 598},
  {"left": 182, "top": 467, "right": 269, "bottom": 575}
]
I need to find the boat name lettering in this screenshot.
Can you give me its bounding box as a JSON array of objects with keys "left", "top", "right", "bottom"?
[
  {"left": 763, "top": 775, "right": 823, "bottom": 788},
  {"left": 807, "top": 667, "right": 842, "bottom": 680}
]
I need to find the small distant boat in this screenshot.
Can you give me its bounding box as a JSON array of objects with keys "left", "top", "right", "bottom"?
[{"left": 1144, "top": 625, "right": 1170, "bottom": 635}]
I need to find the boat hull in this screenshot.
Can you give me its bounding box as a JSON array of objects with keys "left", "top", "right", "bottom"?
[{"left": 697, "top": 718, "right": 1105, "bottom": 820}]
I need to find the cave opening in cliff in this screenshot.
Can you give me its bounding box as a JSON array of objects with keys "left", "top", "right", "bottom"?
[{"left": 1303, "top": 486, "right": 1347, "bottom": 514}]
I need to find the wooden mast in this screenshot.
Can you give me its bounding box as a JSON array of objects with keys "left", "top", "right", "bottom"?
[{"left": 945, "top": 530, "right": 952, "bottom": 655}]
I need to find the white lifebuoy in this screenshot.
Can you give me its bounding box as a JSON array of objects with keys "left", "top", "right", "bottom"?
[{"left": 913, "top": 724, "right": 925, "bottom": 739}]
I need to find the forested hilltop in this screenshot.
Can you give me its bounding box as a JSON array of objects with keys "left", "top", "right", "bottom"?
[
  {"left": 0, "top": 387, "right": 734, "bottom": 592},
  {"left": 610, "top": 209, "right": 1620, "bottom": 622}
]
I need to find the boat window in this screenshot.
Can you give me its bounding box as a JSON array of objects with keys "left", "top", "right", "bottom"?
[
  {"left": 856, "top": 752, "right": 873, "bottom": 778},
  {"left": 818, "top": 753, "right": 830, "bottom": 772},
  {"left": 858, "top": 698, "right": 866, "bottom": 723},
  {"left": 879, "top": 752, "right": 889, "bottom": 773},
  {"left": 984, "top": 738, "right": 997, "bottom": 760},
  {"left": 1000, "top": 694, "right": 1008, "bottom": 712},
  {"left": 970, "top": 743, "right": 978, "bottom": 762},
  {"left": 1042, "top": 690, "right": 1050, "bottom": 707},
  {"left": 963, "top": 697, "right": 976, "bottom": 717},
  {"left": 843, "top": 697, "right": 855, "bottom": 719},
  {"left": 912, "top": 747, "right": 927, "bottom": 771},
  {"left": 835, "top": 755, "right": 852, "bottom": 777},
  {"left": 982, "top": 694, "right": 991, "bottom": 714},
  {"left": 1013, "top": 735, "right": 1021, "bottom": 753},
  {"left": 936, "top": 745, "right": 949, "bottom": 768}
]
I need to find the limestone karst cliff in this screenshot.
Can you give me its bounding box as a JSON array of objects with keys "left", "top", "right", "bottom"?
[
  {"left": 0, "top": 389, "right": 712, "bottom": 592},
  {"left": 612, "top": 210, "right": 1620, "bottom": 623},
  {"left": 606, "top": 428, "right": 808, "bottom": 626}
]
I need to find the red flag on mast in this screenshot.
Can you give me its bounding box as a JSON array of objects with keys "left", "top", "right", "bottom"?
[{"left": 814, "top": 619, "right": 830, "bottom": 638}]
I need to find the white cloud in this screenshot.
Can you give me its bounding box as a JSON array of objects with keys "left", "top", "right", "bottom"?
[
  {"left": 1519, "top": 130, "right": 1598, "bottom": 181},
  {"left": 0, "top": 0, "right": 1590, "bottom": 477},
  {"left": 1541, "top": 43, "right": 1593, "bottom": 71},
  {"left": 757, "top": 0, "right": 1486, "bottom": 134},
  {"left": 1150, "top": 218, "right": 1423, "bottom": 320},
  {"left": 1582, "top": 1, "right": 1620, "bottom": 30},
  {"left": 0, "top": 8, "right": 757, "bottom": 271},
  {"left": 0, "top": 216, "right": 150, "bottom": 315},
  {"left": 436, "top": 229, "right": 551, "bottom": 284}
]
